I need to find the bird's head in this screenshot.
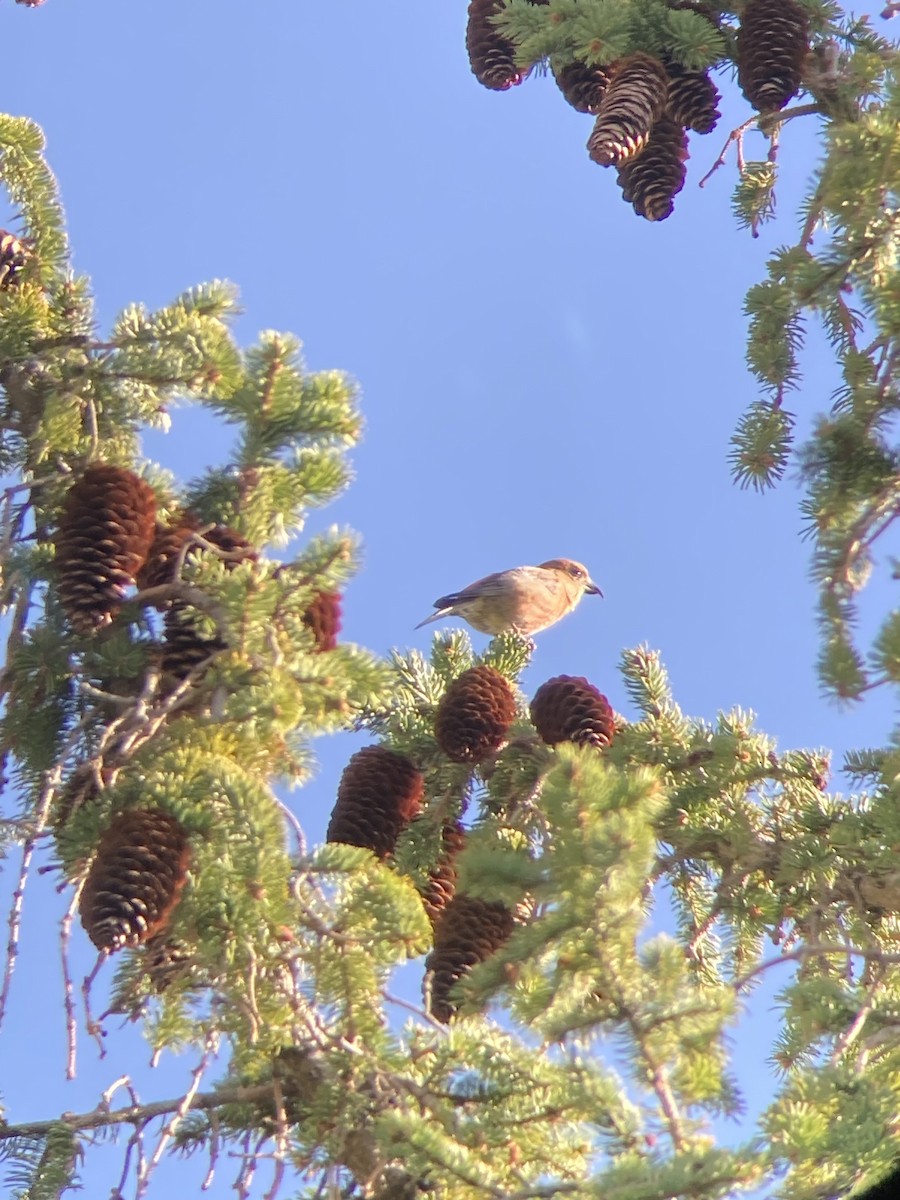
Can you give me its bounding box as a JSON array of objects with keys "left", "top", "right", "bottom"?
[{"left": 539, "top": 558, "right": 603, "bottom": 598}]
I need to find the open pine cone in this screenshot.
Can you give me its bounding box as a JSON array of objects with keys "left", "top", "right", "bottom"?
[
  {"left": 425, "top": 893, "right": 513, "bottom": 1022},
  {"left": 616, "top": 118, "right": 690, "bottom": 222},
  {"left": 587, "top": 53, "right": 669, "bottom": 167},
  {"left": 55, "top": 465, "right": 157, "bottom": 633},
  {"left": 80, "top": 808, "right": 191, "bottom": 952},
  {"left": 553, "top": 59, "right": 612, "bottom": 113},
  {"left": 420, "top": 821, "right": 467, "bottom": 925},
  {"left": 737, "top": 0, "right": 809, "bottom": 114},
  {"left": 466, "top": 0, "right": 547, "bottom": 90}
]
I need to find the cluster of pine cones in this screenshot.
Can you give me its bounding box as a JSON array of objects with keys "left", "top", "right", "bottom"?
[
  {"left": 465, "top": 0, "right": 811, "bottom": 222},
  {"left": 51, "top": 463, "right": 342, "bottom": 957},
  {"left": 327, "top": 667, "right": 616, "bottom": 1021}
]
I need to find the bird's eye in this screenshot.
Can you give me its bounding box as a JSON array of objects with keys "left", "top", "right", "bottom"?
[{"left": 569, "top": 565, "right": 583, "bottom": 578}]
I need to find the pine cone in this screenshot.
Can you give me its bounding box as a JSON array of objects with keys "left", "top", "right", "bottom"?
[
  {"left": 142, "top": 933, "right": 193, "bottom": 992},
  {"left": 0, "top": 230, "right": 28, "bottom": 288},
  {"left": 302, "top": 591, "right": 342, "bottom": 652},
  {"left": 138, "top": 517, "right": 257, "bottom": 596},
  {"left": 737, "top": 0, "right": 809, "bottom": 114},
  {"left": 466, "top": 0, "right": 547, "bottom": 91},
  {"left": 425, "top": 893, "right": 513, "bottom": 1022},
  {"left": 53, "top": 764, "right": 100, "bottom": 833},
  {"left": 153, "top": 522, "right": 256, "bottom": 673},
  {"left": 552, "top": 59, "right": 612, "bottom": 113},
  {"left": 161, "top": 603, "right": 226, "bottom": 681},
  {"left": 434, "top": 665, "right": 517, "bottom": 764},
  {"left": 420, "top": 821, "right": 466, "bottom": 925},
  {"left": 530, "top": 674, "right": 616, "bottom": 749},
  {"left": 55, "top": 465, "right": 157, "bottom": 633},
  {"left": 327, "top": 746, "right": 424, "bottom": 859},
  {"left": 665, "top": 61, "right": 720, "bottom": 133},
  {"left": 136, "top": 520, "right": 195, "bottom": 594},
  {"left": 587, "top": 53, "right": 669, "bottom": 167},
  {"left": 80, "top": 808, "right": 191, "bottom": 952},
  {"left": 616, "top": 118, "right": 689, "bottom": 222}
]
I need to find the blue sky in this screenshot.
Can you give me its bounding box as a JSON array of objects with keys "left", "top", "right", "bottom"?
[{"left": 0, "top": 1, "right": 895, "bottom": 1196}]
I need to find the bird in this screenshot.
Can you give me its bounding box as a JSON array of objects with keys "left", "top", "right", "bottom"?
[{"left": 415, "top": 558, "right": 602, "bottom": 637}]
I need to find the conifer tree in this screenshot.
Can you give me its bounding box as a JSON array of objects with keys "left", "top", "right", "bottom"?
[{"left": 1, "top": 3, "right": 900, "bottom": 1199}]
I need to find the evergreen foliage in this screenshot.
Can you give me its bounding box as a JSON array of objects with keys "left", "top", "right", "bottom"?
[{"left": 2, "top": 5, "right": 900, "bottom": 1200}]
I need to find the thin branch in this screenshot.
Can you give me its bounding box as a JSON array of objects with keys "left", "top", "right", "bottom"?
[
  {"left": 138, "top": 1032, "right": 220, "bottom": 1197},
  {"left": 0, "top": 1082, "right": 274, "bottom": 1143}
]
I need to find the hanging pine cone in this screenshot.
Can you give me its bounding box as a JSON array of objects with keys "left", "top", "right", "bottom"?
[
  {"left": 425, "top": 893, "right": 513, "bottom": 1022},
  {"left": 136, "top": 519, "right": 195, "bottom": 595},
  {"left": 466, "top": 0, "right": 547, "bottom": 91},
  {"left": 80, "top": 808, "right": 191, "bottom": 953},
  {"left": 302, "top": 591, "right": 342, "bottom": 652},
  {"left": 142, "top": 933, "right": 193, "bottom": 992},
  {"left": 552, "top": 59, "right": 612, "bottom": 114},
  {"left": 530, "top": 674, "right": 616, "bottom": 749},
  {"left": 53, "top": 763, "right": 100, "bottom": 833},
  {"left": 0, "top": 230, "right": 28, "bottom": 288},
  {"left": 664, "top": 61, "right": 721, "bottom": 133},
  {"left": 55, "top": 465, "right": 157, "bottom": 633},
  {"left": 434, "top": 665, "right": 517, "bottom": 764},
  {"left": 138, "top": 517, "right": 257, "bottom": 598},
  {"left": 161, "top": 603, "right": 227, "bottom": 681},
  {"left": 737, "top": 0, "right": 809, "bottom": 114},
  {"left": 587, "top": 53, "right": 669, "bottom": 167},
  {"left": 420, "top": 821, "right": 466, "bottom": 925},
  {"left": 616, "top": 118, "right": 689, "bottom": 222},
  {"left": 327, "top": 746, "right": 424, "bottom": 859}
]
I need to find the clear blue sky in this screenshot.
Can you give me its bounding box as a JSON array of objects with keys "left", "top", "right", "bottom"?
[{"left": 0, "top": 2, "right": 894, "bottom": 1196}]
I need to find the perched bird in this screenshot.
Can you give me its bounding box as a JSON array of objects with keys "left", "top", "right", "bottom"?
[{"left": 415, "top": 558, "right": 602, "bottom": 637}]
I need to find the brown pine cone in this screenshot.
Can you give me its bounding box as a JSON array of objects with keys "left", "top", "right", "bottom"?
[
  {"left": 153, "top": 521, "right": 256, "bottom": 672},
  {"left": 466, "top": 0, "right": 547, "bottom": 91},
  {"left": 434, "top": 665, "right": 517, "bottom": 764},
  {"left": 80, "top": 808, "right": 191, "bottom": 952},
  {"left": 136, "top": 520, "right": 195, "bottom": 593},
  {"left": 737, "top": 0, "right": 809, "bottom": 114},
  {"left": 420, "top": 821, "right": 466, "bottom": 925},
  {"left": 55, "top": 465, "right": 157, "bottom": 633},
  {"left": 616, "top": 118, "right": 690, "bottom": 222},
  {"left": 138, "top": 517, "right": 257, "bottom": 597},
  {"left": 665, "top": 61, "right": 720, "bottom": 133},
  {"left": 425, "top": 893, "right": 513, "bottom": 1022},
  {"left": 530, "top": 674, "right": 616, "bottom": 749},
  {"left": 0, "top": 230, "right": 28, "bottom": 288},
  {"left": 552, "top": 59, "right": 612, "bottom": 113},
  {"left": 302, "top": 591, "right": 342, "bottom": 652},
  {"left": 587, "top": 53, "right": 669, "bottom": 166},
  {"left": 142, "top": 933, "right": 193, "bottom": 992},
  {"left": 161, "top": 603, "right": 226, "bottom": 681},
  {"left": 327, "top": 746, "right": 424, "bottom": 859}
]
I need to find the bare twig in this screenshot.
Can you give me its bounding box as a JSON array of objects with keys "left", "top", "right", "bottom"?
[
  {"left": 138, "top": 1031, "right": 220, "bottom": 1197},
  {"left": 0, "top": 710, "right": 95, "bottom": 1033},
  {"left": 0, "top": 1082, "right": 273, "bottom": 1143},
  {"left": 61, "top": 876, "right": 86, "bottom": 1079}
]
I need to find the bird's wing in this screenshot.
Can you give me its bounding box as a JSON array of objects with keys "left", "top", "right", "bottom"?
[{"left": 434, "top": 568, "right": 526, "bottom": 609}]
